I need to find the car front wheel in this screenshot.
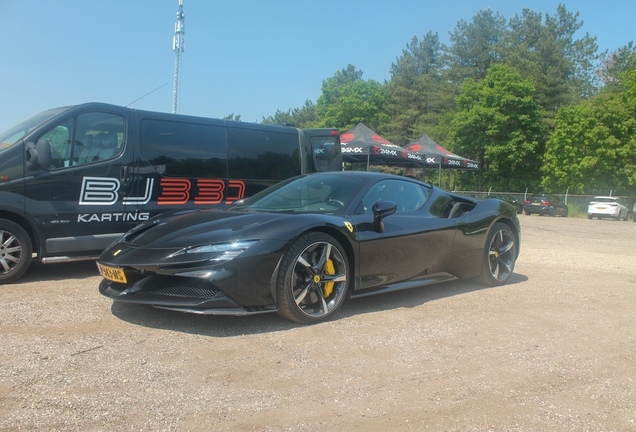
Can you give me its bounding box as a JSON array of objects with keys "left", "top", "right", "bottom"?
[
  {"left": 275, "top": 232, "right": 349, "bottom": 324},
  {"left": 0, "top": 219, "right": 33, "bottom": 284},
  {"left": 475, "top": 222, "right": 517, "bottom": 286}
]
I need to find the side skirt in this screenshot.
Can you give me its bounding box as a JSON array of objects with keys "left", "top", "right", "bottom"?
[{"left": 349, "top": 272, "right": 457, "bottom": 299}]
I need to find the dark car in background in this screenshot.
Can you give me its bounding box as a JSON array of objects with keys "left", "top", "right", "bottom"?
[
  {"left": 523, "top": 194, "right": 569, "bottom": 217},
  {"left": 487, "top": 194, "right": 523, "bottom": 214}
]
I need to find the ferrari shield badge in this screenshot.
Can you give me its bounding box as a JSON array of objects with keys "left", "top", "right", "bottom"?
[{"left": 344, "top": 221, "right": 353, "bottom": 232}]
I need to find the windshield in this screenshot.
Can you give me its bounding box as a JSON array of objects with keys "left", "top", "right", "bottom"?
[
  {"left": 231, "top": 174, "right": 363, "bottom": 215},
  {"left": 0, "top": 107, "right": 68, "bottom": 149}
]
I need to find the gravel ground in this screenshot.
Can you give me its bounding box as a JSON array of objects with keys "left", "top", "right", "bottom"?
[{"left": 1, "top": 215, "right": 635, "bottom": 431}]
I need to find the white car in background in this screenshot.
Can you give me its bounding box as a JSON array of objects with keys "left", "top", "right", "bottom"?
[{"left": 587, "top": 196, "right": 628, "bottom": 221}]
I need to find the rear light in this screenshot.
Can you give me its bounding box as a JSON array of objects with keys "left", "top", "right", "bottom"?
[
  {"left": 524, "top": 200, "right": 530, "bottom": 205},
  {"left": 331, "top": 130, "right": 339, "bottom": 135},
  {"left": 609, "top": 203, "right": 617, "bottom": 207},
  {"left": 542, "top": 201, "right": 550, "bottom": 205}
]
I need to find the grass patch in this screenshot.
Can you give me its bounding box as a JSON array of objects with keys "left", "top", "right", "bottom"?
[{"left": 566, "top": 204, "right": 586, "bottom": 218}]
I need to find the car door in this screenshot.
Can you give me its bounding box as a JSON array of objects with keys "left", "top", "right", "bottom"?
[
  {"left": 348, "top": 179, "right": 457, "bottom": 291},
  {"left": 23, "top": 110, "right": 138, "bottom": 257}
]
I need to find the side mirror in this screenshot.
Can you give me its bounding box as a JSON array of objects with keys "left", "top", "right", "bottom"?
[
  {"left": 25, "top": 140, "right": 52, "bottom": 169},
  {"left": 25, "top": 142, "right": 38, "bottom": 168},
  {"left": 372, "top": 200, "right": 397, "bottom": 233}
]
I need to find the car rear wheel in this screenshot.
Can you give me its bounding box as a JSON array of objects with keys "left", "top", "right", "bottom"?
[
  {"left": 0, "top": 219, "right": 33, "bottom": 284},
  {"left": 475, "top": 222, "right": 517, "bottom": 287},
  {"left": 275, "top": 232, "right": 349, "bottom": 324}
]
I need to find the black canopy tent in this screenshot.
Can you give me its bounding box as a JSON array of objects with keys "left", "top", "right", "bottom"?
[
  {"left": 340, "top": 124, "right": 424, "bottom": 171},
  {"left": 405, "top": 133, "right": 480, "bottom": 187}
]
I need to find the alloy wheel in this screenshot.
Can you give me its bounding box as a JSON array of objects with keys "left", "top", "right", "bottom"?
[
  {"left": 487, "top": 228, "right": 515, "bottom": 282},
  {"left": 290, "top": 241, "right": 347, "bottom": 319}
]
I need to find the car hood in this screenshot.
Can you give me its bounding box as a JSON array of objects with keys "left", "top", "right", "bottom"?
[{"left": 120, "top": 209, "right": 327, "bottom": 249}]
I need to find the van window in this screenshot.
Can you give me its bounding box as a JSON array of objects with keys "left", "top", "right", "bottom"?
[
  {"left": 227, "top": 127, "right": 301, "bottom": 180},
  {"left": 38, "top": 112, "right": 125, "bottom": 170},
  {"left": 140, "top": 120, "right": 227, "bottom": 178},
  {"left": 311, "top": 136, "right": 340, "bottom": 172}
]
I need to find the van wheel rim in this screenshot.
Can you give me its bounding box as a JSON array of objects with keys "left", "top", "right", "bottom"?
[{"left": 0, "top": 230, "right": 22, "bottom": 275}]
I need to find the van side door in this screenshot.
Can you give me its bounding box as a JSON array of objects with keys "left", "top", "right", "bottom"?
[{"left": 23, "top": 110, "right": 137, "bottom": 258}]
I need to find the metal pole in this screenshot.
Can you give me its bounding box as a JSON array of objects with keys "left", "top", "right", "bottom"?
[{"left": 172, "top": 0, "right": 186, "bottom": 114}]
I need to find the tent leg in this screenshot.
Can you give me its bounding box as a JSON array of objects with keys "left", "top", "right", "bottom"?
[{"left": 478, "top": 169, "right": 482, "bottom": 197}]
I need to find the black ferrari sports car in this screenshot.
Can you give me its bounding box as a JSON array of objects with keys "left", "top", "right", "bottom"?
[{"left": 98, "top": 172, "right": 520, "bottom": 324}]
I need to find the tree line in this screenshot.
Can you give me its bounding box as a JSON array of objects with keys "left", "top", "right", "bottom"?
[{"left": 257, "top": 4, "right": 636, "bottom": 195}]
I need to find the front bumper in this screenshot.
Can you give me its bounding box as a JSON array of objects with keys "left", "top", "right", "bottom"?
[{"left": 99, "top": 275, "right": 277, "bottom": 315}]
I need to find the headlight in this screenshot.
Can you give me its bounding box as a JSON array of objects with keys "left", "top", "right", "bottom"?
[{"left": 171, "top": 240, "right": 258, "bottom": 262}]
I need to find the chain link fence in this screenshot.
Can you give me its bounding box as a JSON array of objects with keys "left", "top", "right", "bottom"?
[{"left": 457, "top": 191, "right": 636, "bottom": 219}]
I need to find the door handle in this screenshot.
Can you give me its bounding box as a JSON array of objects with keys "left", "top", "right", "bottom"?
[{"left": 120, "top": 166, "right": 131, "bottom": 183}]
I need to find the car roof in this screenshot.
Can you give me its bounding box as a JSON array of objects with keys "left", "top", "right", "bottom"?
[{"left": 591, "top": 196, "right": 617, "bottom": 200}]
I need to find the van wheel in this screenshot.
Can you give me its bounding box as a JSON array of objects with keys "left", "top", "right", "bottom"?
[{"left": 0, "top": 220, "right": 33, "bottom": 284}]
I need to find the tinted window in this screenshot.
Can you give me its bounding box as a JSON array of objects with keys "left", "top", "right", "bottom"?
[
  {"left": 311, "top": 136, "right": 340, "bottom": 172},
  {"left": 358, "top": 179, "right": 430, "bottom": 214},
  {"left": 39, "top": 112, "right": 125, "bottom": 170},
  {"left": 233, "top": 174, "right": 363, "bottom": 215},
  {"left": 0, "top": 107, "right": 67, "bottom": 149},
  {"left": 140, "top": 119, "right": 226, "bottom": 178},
  {"left": 227, "top": 127, "right": 300, "bottom": 180}
]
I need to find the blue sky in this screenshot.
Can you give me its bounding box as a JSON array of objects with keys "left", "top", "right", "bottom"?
[{"left": 1, "top": 0, "right": 634, "bottom": 131}]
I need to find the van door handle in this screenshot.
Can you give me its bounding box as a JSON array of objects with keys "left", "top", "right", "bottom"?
[{"left": 120, "top": 166, "right": 131, "bottom": 183}]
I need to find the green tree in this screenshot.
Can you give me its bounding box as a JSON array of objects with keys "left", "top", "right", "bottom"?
[
  {"left": 449, "top": 64, "right": 545, "bottom": 191},
  {"left": 223, "top": 113, "right": 241, "bottom": 121},
  {"left": 597, "top": 42, "right": 636, "bottom": 91},
  {"left": 384, "top": 32, "right": 456, "bottom": 144},
  {"left": 445, "top": 8, "right": 507, "bottom": 83},
  {"left": 500, "top": 5, "right": 599, "bottom": 114},
  {"left": 261, "top": 100, "right": 317, "bottom": 128},
  {"left": 542, "top": 63, "right": 636, "bottom": 194},
  {"left": 315, "top": 65, "right": 389, "bottom": 131}
]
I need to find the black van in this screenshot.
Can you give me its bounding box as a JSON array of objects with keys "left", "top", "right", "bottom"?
[{"left": 0, "top": 102, "right": 342, "bottom": 283}]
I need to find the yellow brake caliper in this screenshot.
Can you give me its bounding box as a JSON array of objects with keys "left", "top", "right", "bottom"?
[{"left": 323, "top": 259, "right": 335, "bottom": 297}]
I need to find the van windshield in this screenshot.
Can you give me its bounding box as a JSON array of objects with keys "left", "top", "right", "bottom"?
[{"left": 0, "top": 107, "right": 67, "bottom": 149}]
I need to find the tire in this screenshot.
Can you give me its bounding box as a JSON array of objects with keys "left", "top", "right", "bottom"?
[
  {"left": 588, "top": 215, "right": 592, "bottom": 220},
  {"left": 474, "top": 222, "right": 517, "bottom": 287},
  {"left": 275, "top": 232, "right": 349, "bottom": 324},
  {"left": 0, "top": 219, "right": 33, "bottom": 284},
  {"left": 525, "top": 211, "right": 530, "bottom": 216},
  {"left": 562, "top": 207, "right": 569, "bottom": 217}
]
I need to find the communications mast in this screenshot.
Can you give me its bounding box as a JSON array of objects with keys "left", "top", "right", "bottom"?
[{"left": 172, "top": 0, "right": 185, "bottom": 114}]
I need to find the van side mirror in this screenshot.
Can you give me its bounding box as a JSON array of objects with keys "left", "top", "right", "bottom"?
[
  {"left": 372, "top": 200, "right": 397, "bottom": 233},
  {"left": 25, "top": 140, "right": 52, "bottom": 169}
]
